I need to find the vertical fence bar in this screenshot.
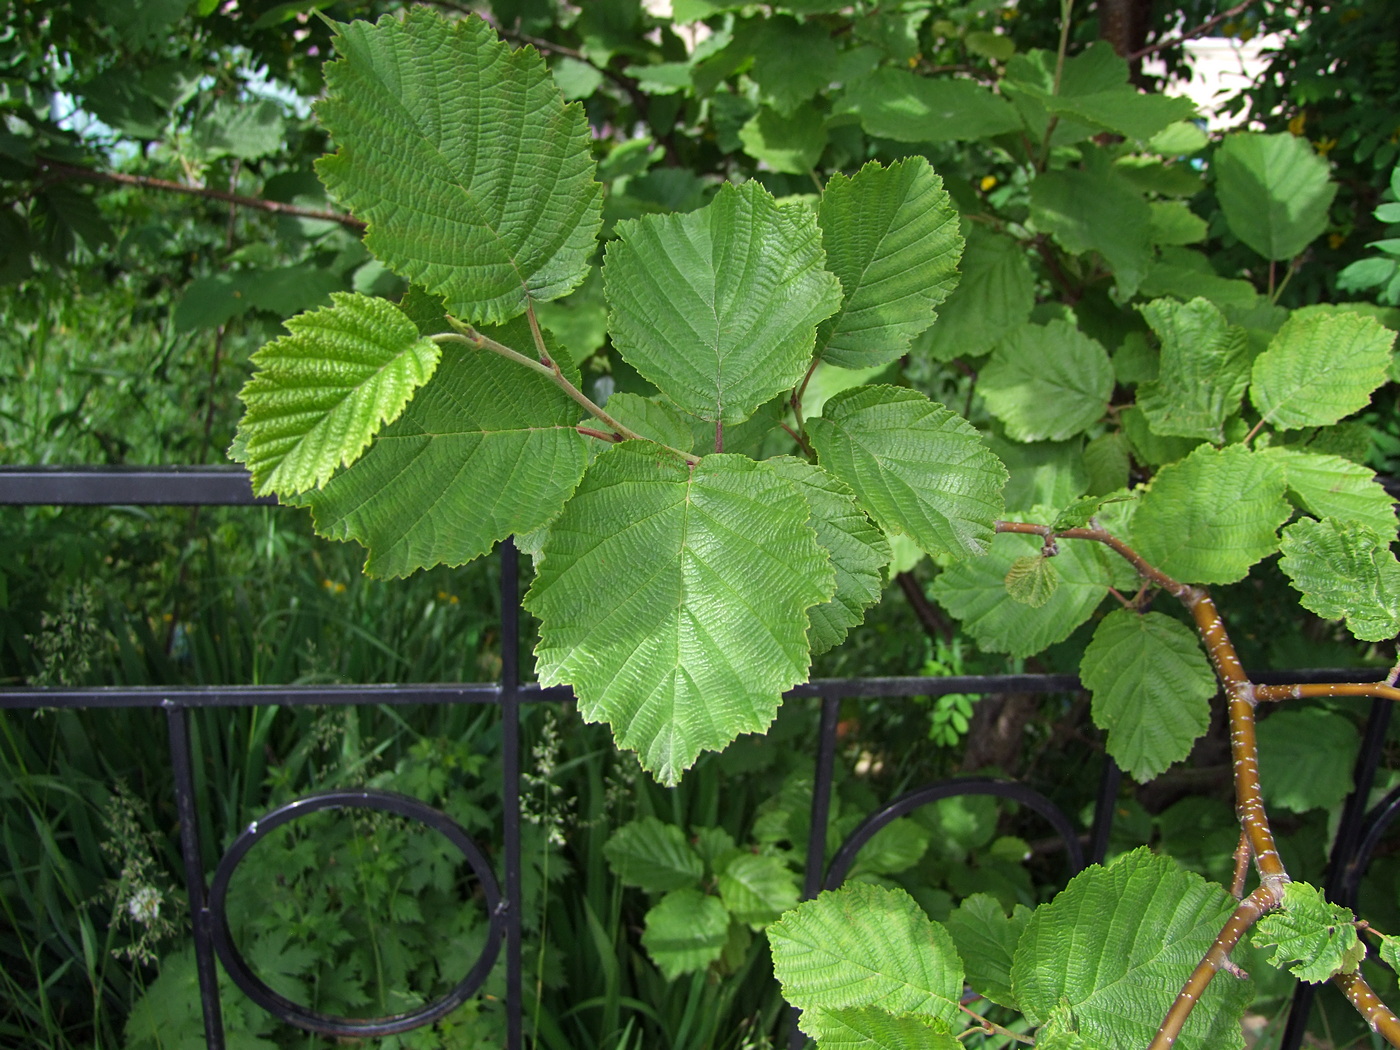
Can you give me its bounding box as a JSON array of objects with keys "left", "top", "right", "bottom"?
[
  {"left": 1086, "top": 756, "right": 1122, "bottom": 867},
  {"left": 164, "top": 700, "right": 226, "bottom": 1050},
  {"left": 801, "top": 695, "right": 842, "bottom": 900},
  {"left": 500, "top": 540, "right": 523, "bottom": 1050}
]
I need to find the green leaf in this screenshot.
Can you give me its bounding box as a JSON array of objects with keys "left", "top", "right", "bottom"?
[
  {"left": 316, "top": 10, "right": 602, "bottom": 324},
  {"left": 603, "top": 817, "right": 704, "bottom": 892},
  {"left": 915, "top": 227, "right": 1034, "bottom": 362},
  {"left": 838, "top": 69, "right": 1021, "bottom": 143},
  {"left": 1004, "top": 556, "right": 1058, "bottom": 608},
  {"left": 751, "top": 16, "right": 841, "bottom": 115},
  {"left": 808, "top": 385, "right": 1007, "bottom": 560},
  {"left": 847, "top": 818, "right": 932, "bottom": 878},
  {"left": 298, "top": 318, "right": 588, "bottom": 576},
  {"left": 978, "top": 321, "right": 1112, "bottom": 442},
  {"left": 1083, "top": 433, "right": 1130, "bottom": 496},
  {"left": 1030, "top": 159, "right": 1152, "bottom": 299},
  {"left": 1120, "top": 406, "right": 1202, "bottom": 468},
  {"left": 1250, "top": 310, "right": 1395, "bottom": 430},
  {"left": 1004, "top": 43, "right": 1195, "bottom": 142},
  {"left": 234, "top": 293, "right": 441, "bottom": 497},
  {"left": 717, "top": 852, "right": 799, "bottom": 927},
  {"left": 945, "top": 894, "right": 1030, "bottom": 1009},
  {"left": 192, "top": 98, "right": 286, "bottom": 161},
  {"left": 1214, "top": 132, "right": 1337, "bottom": 261},
  {"left": 604, "top": 180, "right": 843, "bottom": 423},
  {"left": 641, "top": 889, "right": 730, "bottom": 979},
  {"left": 598, "top": 393, "right": 696, "bottom": 453},
  {"left": 1254, "top": 883, "right": 1364, "bottom": 984},
  {"left": 1136, "top": 297, "right": 1250, "bottom": 442},
  {"left": 1131, "top": 445, "right": 1290, "bottom": 585},
  {"left": 815, "top": 158, "right": 963, "bottom": 370},
  {"left": 1012, "top": 848, "right": 1252, "bottom": 1050},
  {"left": 991, "top": 435, "right": 1089, "bottom": 513},
  {"left": 1278, "top": 517, "right": 1400, "bottom": 642},
  {"left": 769, "top": 883, "right": 965, "bottom": 1042},
  {"left": 527, "top": 447, "right": 835, "bottom": 784},
  {"left": 1148, "top": 201, "right": 1208, "bottom": 246},
  {"left": 813, "top": 1007, "right": 960, "bottom": 1050},
  {"left": 1258, "top": 707, "right": 1362, "bottom": 814},
  {"left": 1080, "top": 610, "right": 1215, "bottom": 783},
  {"left": 767, "top": 457, "right": 890, "bottom": 656},
  {"left": 931, "top": 527, "right": 1114, "bottom": 658},
  {"left": 1258, "top": 448, "right": 1397, "bottom": 535},
  {"left": 738, "top": 105, "right": 828, "bottom": 174}
]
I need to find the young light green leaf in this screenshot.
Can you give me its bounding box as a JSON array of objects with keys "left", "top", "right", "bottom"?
[
  {"left": 1136, "top": 297, "right": 1250, "bottom": 442},
  {"left": 978, "top": 321, "right": 1113, "bottom": 442},
  {"left": 813, "top": 1007, "right": 960, "bottom": 1050},
  {"left": 1253, "top": 883, "right": 1364, "bottom": 983},
  {"left": 1012, "top": 848, "right": 1252, "bottom": 1050},
  {"left": 603, "top": 181, "right": 842, "bottom": 423},
  {"left": 1381, "top": 934, "right": 1400, "bottom": 973},
  {"left": 297, "top": 320, "right": 588, "bottom": 577},
  {"left": 815, "top": 157, "right": 963, "bottom": 369},
  {"left": 838, "top": 69, "right": 1021, "bottom": 143},
  {"left": 915, "top": 226, "right": 1034, "bottom": 362},
  {"left": 316, "top": 11, "right": 602, "bottom": 324},
  {"left": 1053, "top": 494, "right": 1121, "bottom": 531},
  {"left": 1080, "top": 610, "right": 1215, "bottom": 783},
  {"left": 1258, "top": 448, "right": 1397, "bottom": 534},
  {"left": 767, "top": 457, "right": 891, "bottom": 655},
  {"left": 603, "top": 817, "right": 704, "bottom": 893},
  {"left": 1250, "top": 310, "right": 1395, "bottom": 430},
  {"left": 641, "top": 889, "right": 730, "bottom": 979},
  {"left": 1130, "top": 444, "right": 1290, "bottom": 585},
  {"left": 1214, "top": 132, "right": 1337, "bottom": 261},
  {"left": 931, "top": 528, "right": 1113, "bottom": 658},
  {"left": 1030, "top": 160, "right": 1153, "bottom": 299},
  {"left": 945, "top": 894, "right": 1030, "bottom": 1010},
  {"left": 234, "top": 293, "right": 441, "bottom": 497},
  {"left": 847, "top": 818, "right": 932, "bottom": 879},
  {"left": 1278, "top": 516, "right": 1400, "bottom": 642},
  {"left": 769, "top": 882, "right": 965, "bottom": 1042},
  {"left": 716, "top": 852, "right": 799, "bottom": 928},
  {"left": 527, "top": 446, "right": 835, "bottom": 785},
  {"left": 1004, "top": 555, "right": 1058, "bottom": 608},
  {"left": 808, "top": 386, "right": 1007, "bottom": 561},
  {"left": 1257, "top": 707, "right": 1361, "bottom": 814}
]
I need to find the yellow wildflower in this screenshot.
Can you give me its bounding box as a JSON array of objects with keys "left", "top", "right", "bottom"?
[
  {"left": 980, "top": 174, "right": 998, "bottom": 192},
  {"left": 1287, "top": 112, "right": 1306, "bottom": 136},
  {"left": 1314, "top": 136, "right": 1338, "bottom": 156},
  {"left": 1329, "top": 232, "right": 1346, "bottom": 250}
]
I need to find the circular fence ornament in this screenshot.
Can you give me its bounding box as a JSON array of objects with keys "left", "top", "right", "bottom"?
[{"left": 208, "top": 788, "right": 504, "bottom": 1037}]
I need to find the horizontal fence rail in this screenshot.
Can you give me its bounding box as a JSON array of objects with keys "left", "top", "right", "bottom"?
[{"left": 1, "top": 465, "right": 1394, "bottom": 1050}]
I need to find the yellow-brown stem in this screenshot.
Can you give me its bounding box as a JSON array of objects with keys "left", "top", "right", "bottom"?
[
  {"left": 1335, "top": 970, "right": 1400, "bottom": 1047},
  {"left": 1254, "top": 682, "right": 1400, "bottom": 704},
  {"left": 1147, "top": 884, "right": 1283, "bottom": 1050}
]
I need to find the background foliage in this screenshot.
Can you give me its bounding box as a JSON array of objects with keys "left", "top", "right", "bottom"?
[{"left": 4, "top": 0, "right": 1400, "bottom": 1048}]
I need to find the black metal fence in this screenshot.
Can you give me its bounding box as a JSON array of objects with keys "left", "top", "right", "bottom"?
[{"left": 1, "top": 464, "right": 1395, "bottom": 1050}]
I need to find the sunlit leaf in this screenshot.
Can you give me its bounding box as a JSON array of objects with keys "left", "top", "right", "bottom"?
[
  {"left": 1254, "top": 883, "right": 1364, "bottom": 983},
  {"left": 1250, "top": 310, "right": 1395, "bottom": 430},
  {"left": 1214, "top": 132, "right": 1336, "bottom": 261},
  {"left": 979, "top": 321, "right": 1112, "bottom": 441},
  {"left": 1136, "top": 297, "right": 1249, "bottom": 442},
  {"left": 1278, "top": 516, "right": 1400, "bottom": 642},
  {"left": 641, "top": 889, "right": 730, "bottom": 979}
]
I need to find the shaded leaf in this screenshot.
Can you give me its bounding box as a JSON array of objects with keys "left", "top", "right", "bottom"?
[
  {"left": 915, "top": 226, "right": 1034, "bottom": 362},
  {"left": 815, "top": 1007, "right": 960, "bottom": 1050},
  {"left": 1030, "top": 156, "right": 1152, "bottom": 298},
  {"left": 1257, "top": 707, "right": 1361, "bottom": 814},
  {"left": 839, "top": 69, "right": 1021, "bottom": 143},
  {"left": 979, "top": 321, "right": 1112, "bottom": 442},
  {"left": 716, "top": 852, "right": 799, "bottom": 927},
  {"left": 945, "top": 894, "right": 1030, "bottom": 1009},
  {"left": 739, "top": 105, "right": 828, "bottom": 174},
  {"left": 641, "top": 889, "right": 730, "bottom": 979},
  {"left": 1004, "top": 555, "right": 1058, "bottom": 608},
  {"left": 1214, "top": 132, "right": 1337, "bottom": 261},
  {"left": 767, "top": 457, "right": 891, "bottom": 655},
  {"left": 603, "top": 817, "right": 704, "bottom": 892}
]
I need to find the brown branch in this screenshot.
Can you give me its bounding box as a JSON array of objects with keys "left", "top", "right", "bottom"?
[
  {"left": 1147, "top": 884, "right": 1283, "bottom": 1050},
  {"left": 895, "top": 570, "right": 953, "bottom": 645},
  {"left": 1126, "top": 0, "right": 1261, "bottom": 63},
  {"left": 1254, "top": 681, "right": 1400, "bottom": 704},
  {"left": 35, "top": 160, "right": 365, "bottom": 230},
  {"left": 1335, "top": 970, "right": 1400, "bottom": 1047}
]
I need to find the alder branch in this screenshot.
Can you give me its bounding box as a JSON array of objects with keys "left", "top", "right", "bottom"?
[
  {"left": 1335, "top": 970, "right": 1400, "bottom": 1046},
  {"left": 1127, "top": 0, "right": 1261, "bottom": 63},
  {"left": 1254, "top": 681, "right": 1400, "bottom": 704},
  {"left": 1146, "top": 883, "right": 1283, "bottom": 1050},
  {"left": 35, "top": 160, "right": 365, "bottom": 230}
]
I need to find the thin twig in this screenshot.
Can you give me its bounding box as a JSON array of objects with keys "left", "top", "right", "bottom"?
[
  {"left": 35, "top": 160, "right": 364, "bottom": 229},
  {"left": 1127, "top": 0, "right": 1261, "bottom": 64}
]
